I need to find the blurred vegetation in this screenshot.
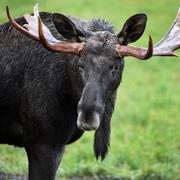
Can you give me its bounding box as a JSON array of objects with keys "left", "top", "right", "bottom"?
[{"left": 0, "top": 0, "right": 180, "bottom": 179}]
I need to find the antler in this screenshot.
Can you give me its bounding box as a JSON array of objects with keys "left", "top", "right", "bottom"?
[
  {"left": 6, "top": 4, "right": 85, "bottom": 54},
  {"left": 116, "top": 8, "right": 180, "bottom": 60},
  {"left": 116, "top": 35, "right": 153, "bottom": 60}
]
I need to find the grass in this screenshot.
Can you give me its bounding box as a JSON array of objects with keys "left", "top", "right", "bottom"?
[{"left": 0, "top": 0, "right": 180, "bottom": 179}]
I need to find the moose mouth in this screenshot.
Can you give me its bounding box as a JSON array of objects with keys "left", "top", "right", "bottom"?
[{"left": 77, "top": 110, "right": 100, "bottom": 131}]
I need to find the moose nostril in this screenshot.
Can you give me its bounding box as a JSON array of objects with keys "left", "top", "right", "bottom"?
[
  {"left": 78, "top": 109, "right": 94, "bottom": 123},
  {"left": 83, "top": 110, "right": 92, "bottom": 122}
]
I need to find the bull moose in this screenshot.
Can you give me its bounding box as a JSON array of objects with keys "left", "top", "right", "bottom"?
[{"left": 0, "top": 4, "right": 179, "bottom": 180}]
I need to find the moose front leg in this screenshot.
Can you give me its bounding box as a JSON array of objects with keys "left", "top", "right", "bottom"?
[{"left": 25, "top": 144, "right": 64, "bottom": 180}]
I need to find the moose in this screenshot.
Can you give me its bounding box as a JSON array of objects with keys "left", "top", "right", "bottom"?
[{"left": 0, "top": 4, "right": 179, "bottom": 180}]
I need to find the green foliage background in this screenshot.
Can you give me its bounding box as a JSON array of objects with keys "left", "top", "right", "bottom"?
[{"left": 0, "top": 0, "right": 180, "bottom": 179}]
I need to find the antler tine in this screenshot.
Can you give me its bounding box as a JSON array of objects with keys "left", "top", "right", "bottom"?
[
  {"left": 6, "top": 6, "right": 39, "bottom": 41},
  {"left": 38, "top": 16, "right": 55, "bottom": 51},
  {"left": 153, "top": 7, "right": 180, "bottom": 56},
  {"left": 38, "top": 16, "right": 85, "bottom": 54},
  {"left": 116, "top": 35, "right": 153, "bottom": 60}
]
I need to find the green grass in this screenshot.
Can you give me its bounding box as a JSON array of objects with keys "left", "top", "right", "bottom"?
[{"left": 0, "top": 0, "right": 180, "bottom": 179}]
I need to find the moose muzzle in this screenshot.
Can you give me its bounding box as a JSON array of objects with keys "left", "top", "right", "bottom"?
[{"left": 77, "top": 82, "right": 104, "bottom": 131}]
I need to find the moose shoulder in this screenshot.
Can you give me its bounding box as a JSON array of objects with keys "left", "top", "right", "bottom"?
[{"left": 0, "top": 5, "right": 179, "bottom": 180}]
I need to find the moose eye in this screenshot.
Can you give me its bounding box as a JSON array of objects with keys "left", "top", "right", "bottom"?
[
  {"left": 111, "top": 64, "right": 120, "bottom": 72},
  {"left": 110, "top": 63, "right": 121, "bottom": 79}
]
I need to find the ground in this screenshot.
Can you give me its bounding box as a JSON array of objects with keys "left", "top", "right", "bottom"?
[{"left": 0, "top": 0, "right": 180, "bottom": 180}]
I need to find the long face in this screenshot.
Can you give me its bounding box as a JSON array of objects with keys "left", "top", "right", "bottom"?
[{"left": 76, "top": 33, "right": 124, "bottom": 131}]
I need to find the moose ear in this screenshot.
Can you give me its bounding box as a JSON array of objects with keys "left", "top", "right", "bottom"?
[
  {"left": 117, "top": 14, "right": 147, "bottom": 45},
  {"left": 52, "top": 13, "right": 83, "bottom": 42}
]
